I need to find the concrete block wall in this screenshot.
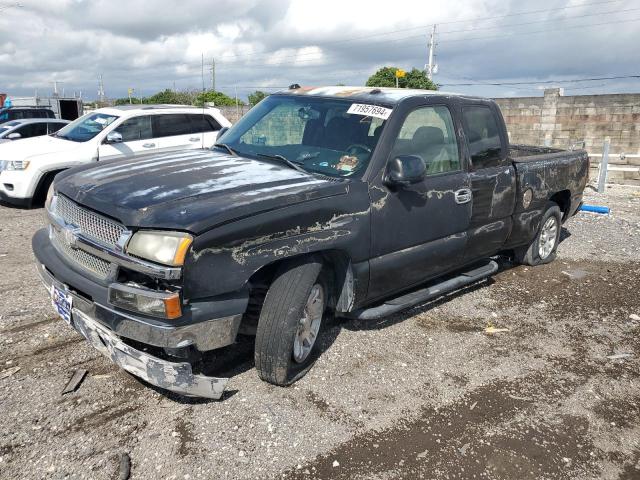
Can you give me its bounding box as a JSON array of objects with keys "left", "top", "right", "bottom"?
[{"left": 495, "top": 89, "right": 640, "bottom": 186}]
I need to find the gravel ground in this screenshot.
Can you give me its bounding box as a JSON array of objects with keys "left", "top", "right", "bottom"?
[{"left": 0, "top": 183, "right": 639, "bottom": 480}]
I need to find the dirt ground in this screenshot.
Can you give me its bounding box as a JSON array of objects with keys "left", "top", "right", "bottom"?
[{"left": 0, "top": 184, "right": 639, "bottom": 480}]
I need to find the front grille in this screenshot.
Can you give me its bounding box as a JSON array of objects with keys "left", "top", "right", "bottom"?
[
  {"left": 51, "top": 227, "right": 112, "bottom": 280},
  {"left": 55, "top": 195, "right": 126, "bottom": 248}
]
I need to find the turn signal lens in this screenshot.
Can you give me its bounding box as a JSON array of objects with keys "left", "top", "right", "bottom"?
[{"left": 108, "top": 284, "right": 182, "bottom": 319}]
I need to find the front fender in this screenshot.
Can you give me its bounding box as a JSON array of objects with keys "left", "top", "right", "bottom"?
[{"left": 183, "top": 182, "right": 371, "bottom": 300}]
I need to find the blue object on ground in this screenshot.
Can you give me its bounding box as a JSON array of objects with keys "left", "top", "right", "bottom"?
[{"left": 580, "top": 204, "right": 610, "bottom": 214}]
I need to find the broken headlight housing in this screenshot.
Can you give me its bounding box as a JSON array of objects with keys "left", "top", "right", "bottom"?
[{"left": 126, "top": 231, "right": 193, "bottom": 267}]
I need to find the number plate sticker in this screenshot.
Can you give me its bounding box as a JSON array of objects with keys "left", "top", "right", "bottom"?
[
  {"left": 51, "top": 285, "right": 73, "bottom": 324},
  {"left": 347, "top": 103, "right": 393, "bottom": 120}
]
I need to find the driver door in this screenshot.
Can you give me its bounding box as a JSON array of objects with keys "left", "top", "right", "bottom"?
[
  {"left": 99, "top": 115, "right": 156, "bottom": 161},
  {"left": 368, "top": 102, "right": 471, "bottom": 301}
]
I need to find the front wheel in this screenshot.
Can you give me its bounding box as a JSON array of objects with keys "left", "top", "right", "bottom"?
[
  {"left": 254, "top": 256, "right": 327, "bottom": 386},
  {"left": 514, "top": 202, "right": 562, "bottom": 266}
]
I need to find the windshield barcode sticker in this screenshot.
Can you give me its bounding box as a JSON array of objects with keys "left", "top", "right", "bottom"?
[{"left": 347, "top": 103, "right": 393, "bottom": 120}]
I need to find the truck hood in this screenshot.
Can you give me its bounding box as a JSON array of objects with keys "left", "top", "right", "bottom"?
[
  {"left": 0, "top": 134, "right": 82, "bottom": 161},
  {"left": 55, "top": 149, "right": 348, "bottom": 233}
]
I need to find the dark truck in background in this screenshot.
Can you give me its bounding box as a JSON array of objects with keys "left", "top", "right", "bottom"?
[{"left": 32, "top": 86, "right": 589, "bottom": 399}]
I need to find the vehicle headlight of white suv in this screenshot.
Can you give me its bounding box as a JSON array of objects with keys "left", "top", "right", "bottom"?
[{"left": 0, "top": 160, "right": 30, "bottom": 171}]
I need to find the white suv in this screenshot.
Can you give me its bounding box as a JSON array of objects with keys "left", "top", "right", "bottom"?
[{"left": 0, "top": 105, "right": 231, "bottom": 207}]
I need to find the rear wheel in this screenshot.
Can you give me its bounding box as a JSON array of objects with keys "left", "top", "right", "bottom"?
[
  {"left": 254, "top": 256, "right": 326, "bottom": 386},
  {"left": 515, "top": 202, "right": 562, "bottom": 266}
]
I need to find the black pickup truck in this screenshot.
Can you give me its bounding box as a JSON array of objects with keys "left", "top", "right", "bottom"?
[{"left": 32, "top": 86, "right": 589, "bottom": 398}]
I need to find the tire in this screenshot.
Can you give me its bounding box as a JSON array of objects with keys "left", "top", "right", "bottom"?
[
  {"left": 514, "top": 202, "right": 562, "bottom": 266},
  {"left": 254, "top": 255, "right": 327, "bottom": 386}
]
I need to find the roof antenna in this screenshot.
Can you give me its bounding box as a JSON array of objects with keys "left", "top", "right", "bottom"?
[{"left": 201, "top": 52, "right": 206, "bottom": 149}]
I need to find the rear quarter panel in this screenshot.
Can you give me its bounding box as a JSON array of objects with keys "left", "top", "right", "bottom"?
[{"left": 506, "top": 149, "right": 589, "bottom": 248}]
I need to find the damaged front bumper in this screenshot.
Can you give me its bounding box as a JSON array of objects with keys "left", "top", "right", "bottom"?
[
  {"left": 72, "top": 308, "right": 228, "bottom": 399},
  {"left": 35, "top": 260, "right": 231, "bottom": 400}
]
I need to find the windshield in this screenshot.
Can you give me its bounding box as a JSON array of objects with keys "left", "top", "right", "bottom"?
[
  {"left": 217, "top": 95, "right": 390, "bottom": 177},
  {"left": 54, "top": 112, "right": 119, "bottom": 142}
]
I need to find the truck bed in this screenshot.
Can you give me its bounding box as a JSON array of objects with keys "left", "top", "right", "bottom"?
[
  {"left": 509, "top": 144, "right": 590, "bottom": 215},
  {"left": 509, "top": 144, "right": 584, "bottom": 162}
]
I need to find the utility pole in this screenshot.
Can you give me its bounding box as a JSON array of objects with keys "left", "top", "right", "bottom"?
[
  {"left": 426, "top": 24, "right": 437, "bottom": 81},
  {"left": 97, "top": 74, "right": 105, "bottom": 104},
  {"left": 211, "top": 57, "right": 216, "bottom": 92}
]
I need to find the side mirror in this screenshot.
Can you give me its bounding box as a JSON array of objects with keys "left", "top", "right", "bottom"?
[
  {"left": 385, "top": 155, "right": 426, "bottom": 187},
  {"left": 105, "top": 131, "right": 123, "bottom": 144},
  {"left": 7, "top": 132, "right": 21, "bottom": 140},
  {"left": 216, "top": 126, "right": 229, "bottom": 140}
]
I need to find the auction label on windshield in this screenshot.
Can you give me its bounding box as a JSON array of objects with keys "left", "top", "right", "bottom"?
[{"left": 347, "top": 103, "right": 393, "bottom": 120}]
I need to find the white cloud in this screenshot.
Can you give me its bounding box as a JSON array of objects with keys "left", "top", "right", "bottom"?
[{"left": 1, "top": 0, "right": 639, "bottom": 100}]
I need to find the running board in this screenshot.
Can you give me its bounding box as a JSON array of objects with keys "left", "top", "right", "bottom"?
[{"left": 344, "top": 260, "right": 499, "bottom": 320}]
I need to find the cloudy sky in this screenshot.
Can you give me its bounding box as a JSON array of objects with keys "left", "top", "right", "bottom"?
[{"left": 1, "top": 0, "right": 639, "bottom": 101}]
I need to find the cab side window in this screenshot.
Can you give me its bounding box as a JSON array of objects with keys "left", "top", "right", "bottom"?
[
  {"left": 462, "top": 106, "right": 503, "bottom": 169},
  {"left": 17, "top": 123, "right": 47, "bottom": 138},
  {"left": 391, "top": 105, "right": 460, "bottom": 175},
  {"left": 152, "top": 114, "right": 192, "bottom": 138},
  {"left": 188, "top": 114, "right": 221, "bottom": 133},
  {"left": 114, "top": 116, "right": 152, "bottom": 142}
]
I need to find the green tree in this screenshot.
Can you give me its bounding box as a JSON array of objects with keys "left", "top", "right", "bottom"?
[
  {"left": 248, "top": 90, "right": 268, "bottom": 105},
  {"left": 365, "top": 67, "right": 437, "bottom": 90},
  {"left": 113, "top": 89, "right": 196, "bottom": 106},
  {"left": 195, "top": 90, "right": 243, "bottom": 107}
]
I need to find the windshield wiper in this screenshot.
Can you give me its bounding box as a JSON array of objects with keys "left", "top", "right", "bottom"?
[
  {"left": 214, "top": 143, "right": 237, "bottom": 156},
  {"left": 256, "top": 153, "right": 308, "bottom": 174}
]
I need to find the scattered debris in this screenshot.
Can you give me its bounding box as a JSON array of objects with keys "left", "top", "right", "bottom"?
[
  {"left": 508, "top": 394, "right": 533, "bottom": 401},
  {"left": 469, "top": 401, "right": 478, "bottom": 411},
  {"left": 606, "top": 353, "right": 633, "bottom": 360},
  {"left": 0, "top": 366, "right": 21, "bottom": 379},
  {"left": 561, "top": 269, "right": 589, "bottom": 280},
  {"left": 458, "top": 443, "right": 471, "bottom": 456},
  {"left": 630, "top": 314, "right": 640, "bottom": 321},
  {"left": 332, "top": 460, "right": 340, "bottom": 468},
  {"left": 61, "top": 369, "right": 88, "bottom": 395},
  {"left": 579, "top": 204, "right": 610, "bottom": 215},
  {"left": 484, "top": 325, "right": 510, "bottom": 334},
  {"left": 118, "top": 453, "right": 131, "bottom": 480},
  {"left": 417, "top": 450, "right": 429, "bottom": 459}
]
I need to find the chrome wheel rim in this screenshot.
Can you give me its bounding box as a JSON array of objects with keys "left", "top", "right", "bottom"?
[
  {"left": 293, "top": 283, "right": 324, "bottom": 363},
  {"left": 538, "top": 216, "right": 558, "bottom": 259}
]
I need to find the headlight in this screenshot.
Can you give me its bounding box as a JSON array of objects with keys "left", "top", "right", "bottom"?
[
  {"left": 5, "top": 160, "right": 30, "bottom": 171},
  {"left": 126, "top": 231, "right": 193, "bottom": 266}
]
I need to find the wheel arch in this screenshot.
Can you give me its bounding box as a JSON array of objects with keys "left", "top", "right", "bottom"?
[
  {"left": 549, "top": 189, "right": 571, "bottom": 221},
  {"left": 32, "top": 168, "right": 66, "bottom": 206},
  {"left": 239, "top": 249, "right": 355, "bottom": 335}
]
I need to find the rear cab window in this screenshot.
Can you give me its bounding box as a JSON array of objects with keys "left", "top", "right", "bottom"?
[{"left": 462, "top": 105, "right": 504, "bottom": 169}]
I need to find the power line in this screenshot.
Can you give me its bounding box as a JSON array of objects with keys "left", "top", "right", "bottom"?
[
  {"left": 440, "top": 75, "right": 640, "bottom": 87},
  {"left": 438, "top": 6, "right": 640, "bottom": 35},
  {"left": 209, "top": 0, "right": 625, "bottom": 64},
  {"left": 209, "top": 13, "right": 640, "bottom": 68}
]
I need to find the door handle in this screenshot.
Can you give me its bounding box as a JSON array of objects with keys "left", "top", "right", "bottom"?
[
  {"left": 454, "top": 188, "right": 472, "bottom": 204},
  {"left": 142, "top": 143, "right": 155, "bottom": 148},
  {"left": 189, "top": 137, "right": 200, "bottom": 142}
]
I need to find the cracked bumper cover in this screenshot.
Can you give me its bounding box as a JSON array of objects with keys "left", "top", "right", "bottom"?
[{"left": 72, "top": 308, "right": 228, "bottom": 399}]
